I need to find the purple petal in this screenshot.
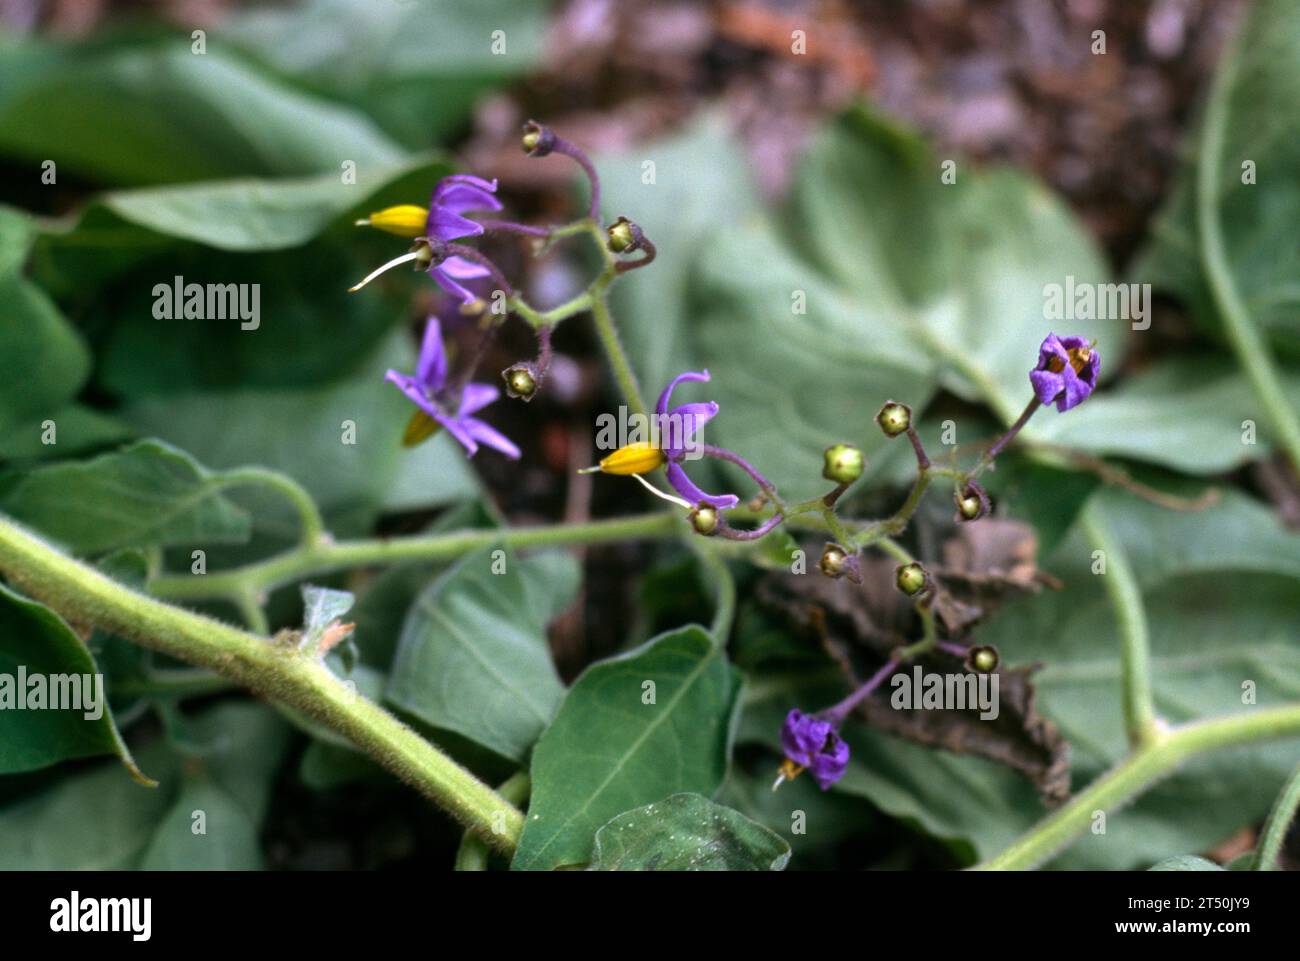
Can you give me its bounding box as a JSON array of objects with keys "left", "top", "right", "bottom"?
[
  {"left": 1029, "top": 368, "right": 1065, "bottom": 406},
  {"left": 660, "top": 401, "right": 718, "bottom": 455},
  {"left": 461, "top": 417, "right": 520, "bottom": 459},
  {"left": 430, "top": 264, "right": 478, "bottom": 304},
  {"left": 1035, "top": 334, "right": 1069, "bottom": 371},
  {"left": 1056, "top": 369, "right": 1093, "bottom": 412},
  {"left": 809, "top": 735, "right": 849, "bottom": 790},
  {"left": 416, "top": 317, "right": 447, "bottom": 390},
  {"left": 432, "top": 175, "right": 502, "bottom": 216},
  {"left": 438, "top": 255, "right": 492, "bottom": 279},
  {"left": 666, "top": 461, "right": 739, "bottom": 510},
  {"left": 780, "top": 709, "right": 830, "bottom": 766},
  {"left": 427, "top": 206, "right": 485, "bottom": 243},
  {"left": 458, "top": 382, "right": 499, "bottom": 416},
  {"left": 656, "top": 369, "right": 711, "bottom": 418},
  {"left": 386, "top": 370, "right": 436, "bottom": 418}
]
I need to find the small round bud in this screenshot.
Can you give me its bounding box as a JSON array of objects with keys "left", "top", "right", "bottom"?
[
  {"left": 822, "top": 443, "right": 864, "bottom": 485},
  {"left": 502, "top": 364, "right": 538, "bottom": 401},
  {"left": 966, "top": 645, "right": 999, "bottom": 673},
  {"left": 819, "top": 543, "right": 849, "bottom": 578},
  {"left": 876, "top": 401, "right": 912, "bottom": 438},
  {"left": 895, "top": 561, "right": 927, "bottom": 596},
  {"left": 521, "top": 120, "right": 555, "bottom": 157},
  {"left": 690, "top": 504, "right": 718, "bottom": 536},
  {"left": 607, "top": 216, "right": 643, "bottom": 254},
  {"left": 953, "top": 481, "right": 989, "bottom": 523}
]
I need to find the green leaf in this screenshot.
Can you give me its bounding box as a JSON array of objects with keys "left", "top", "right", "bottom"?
[
  {"left": 0, "top": 39, "right": 405, "bottom": 185},
  {"left": 512, "top": 625, "right": 742, "bottom": 871},
  {"left": 0, "top": 439, "right": 251, "bottom": 555},
  {"left": 1134, "top": 0, "right": 1300, "bottom": 359},
  {"left": 0, "top": 271, "right": 90, "bottom": 437},
  {"left": 976, "top": 488, "right": 1300, "bottom": 868},
  {"left": 136, "top": 779, "right": 263, "bottom": 870},
  {"left": 1030, "top": 357, "right": 1300, "bottom": 473},
  {"left": 223, "top": 0, "right": 549, "bottom": 149},
  {"left": 384, "top": 546, "right": 573, "bottom": 762},
  {"left": 1149, "top": 855, "right": 1225, "bottom": 871},
  {"left": 121, "top": 333, "right": 479, "bottom": 534},
  {"left": 0, "top": 583, "right": 149, "bottom": 782},
  {"left": 0, "top": 701, "right": 290, "bottom": 869},
  {"left": 589, "top": 793, "right": 790, "bottom": 871}
]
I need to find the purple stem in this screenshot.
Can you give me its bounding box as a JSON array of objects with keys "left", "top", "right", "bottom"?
[
  {"left": 534, "top": 324, "right": 553, "bottom": 378},
  {"left": 906, "top": 426, "right": 930, "bottom": 470},
  {"left": 615, "top": 236, "right": 657, "bottom": 274},
  {"left": 553, "top": 136, "right": 601, "bottom": 221},
  {"left": 478, "top": 218, "right": 553, "bottom": 239},
  {"left": 936, "top": 640, "right": 968, "bottom": 658},
  {"left": 820, "top": 658, "right": 901, "bottom": 726},
  {"left": 701, "top": 444, "right": 778, "bottom": 499},
  {"left": 980, "top": 397, "right": 1042, "bottom": 466},
  {"left": 715, "top": 514, "right": 785, "bottom": 541}
]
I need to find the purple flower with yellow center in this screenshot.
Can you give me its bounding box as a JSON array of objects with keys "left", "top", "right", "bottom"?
[
  {"left": 778, "top": 709, "right": 849, "bottom": 790},
  {"left": 1029, "top": 333, "right": 1100, "bottom": 412},
  {"left": 351, "top": 174, "right": 503, "bottom": 303},
  {"left": 385, "top": 317, "right": 520, "bottom": 459},
  {"left": 585, "top": 370, "right": 739, "bottom": 511}
]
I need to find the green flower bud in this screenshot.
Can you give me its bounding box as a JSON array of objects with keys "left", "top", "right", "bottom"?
[
  {"left": 967, "top": 645, "right": 999, "bottom": 673},
  {"left": 607, "top": 216, "right": 642, "bottom": 254},
  {"left": 895, "top": 561, "right": 927, "bottom": 596},
  {"left": 822, "top": 443, "right": 864, "bottom": 485},
  {"left": 521, "top": 120, "right": 555, "bottom": 157},
  {"left": 819, "top": 543, "right": 848, "bottom": 578},
  {"left": 690, "top": 504, "right": 719, "bottom": 536},
  {"left": 876, "top": 401, "right": 912, "bottom": 438},
  {"left": 502, "top": 364, "right": 538, "bottom": 401},
  {"left": 953, "top": 481, "right": 989, "bottom": 522}
]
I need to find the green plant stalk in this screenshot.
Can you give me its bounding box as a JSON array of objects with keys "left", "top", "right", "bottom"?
[
  {"left": 218, "top": 467, "right": 326, "bottom": 548},
  {"left": 1081, "top": 503, "right": 1159, "bottom": 748},
  {"left": 0, "top": 513, "right": 526, "bottom": 854},
  {"left": 1196, "top": 20, "right": 1300, "bottom": 470},
  {"left": 589, "top": 292, "right": 648, "bottom": 420},
  {"left": 455, "top": 772, "right": 532, "bottom": 871},
  {"left": 1249, "top": 761, "right": 1300, "bottom": 871},
  {"left": 977, "top": 705, "right": 1300, "bottom": 869},
  {"left": 148, "top": 512, "right": 681, "bottom": 604}
]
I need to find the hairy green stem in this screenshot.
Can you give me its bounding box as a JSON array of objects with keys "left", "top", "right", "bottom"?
[
  {"left": 455, "top": 772, "right": 532, "bottom": 871},
  {"left": 1196, "top": 21, "right": 1300, "bottom": 470},
  {"left": 1250, "top": 761, "right": 1300, "bottom": 871},
  {"left": 148, "top": 513, "right": 680, "bottom": 605},
  {"left": 0, "top": 514, "right": 525, "bottom": 853},
  {"left": 976, "top": 706, "right": 1300, "bottom": 870},
  {"left": 219, "top": 467, "right": 325, "bottom": 548},
  {"left": 1081, "top": 502, "right": 1159, "bottom": 748},
  {"left": 589, "top": 293, "right": 648, "bottom": 420}
]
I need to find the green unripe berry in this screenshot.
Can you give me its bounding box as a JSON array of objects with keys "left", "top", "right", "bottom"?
[
  {"left": 690, "top": 505, "right": 719, "bottom": 536},
  {"left": 895, "top": 561, "right": 927, "bottom": 596},
  {"left": 969, "top": 646, "right": 999, "bottom": 673},
  {"left": 819, "top": 544, "right": 848, "bottom": 578},
  {"left": 608, "top": 219, "right": 637, "bottom": 253},
  {"left": 822, "top": 443, "right": 864, "bottom": 485},
  {"left": 876, "top": 401, "right": 911, "bottom": 438},
  {"left": 502, "top": 365, "right": 538, "bottom": 401}
]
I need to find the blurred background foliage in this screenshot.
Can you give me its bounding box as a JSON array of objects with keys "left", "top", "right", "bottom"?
[{"left": 0, "top": 0, "right": 1296, "bottom": 870}]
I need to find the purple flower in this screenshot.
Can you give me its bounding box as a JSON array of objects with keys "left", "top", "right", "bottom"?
[
  {"left": 385, "top": 317, "right": 520, "bottom": 459},
  {"left": 1029, "top": 334, "right": 1100, "bottom": 412},
  {"left": 656, "top": 370, "right": 738, "bottom": 510},
  {"left": 424, "top": 175, "right": 503, "bottom": 304},
  {"left": 780, "top": 709, "right": 849, "bottom": 790}
]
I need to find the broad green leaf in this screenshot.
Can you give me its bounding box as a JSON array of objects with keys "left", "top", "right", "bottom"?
[
  {"left": 0, "top": 272, "right": 90, "bottom": 438},
  {"left": 589, "top": 793, "right": 790, "bottom": 871},
  {"left": 1149, "top": 855, "right": 1225, "bottom": 871},
  {"left": 0, "top": 405, "right": 134, "bottom": 465},
  {"left": 1134, "top": 0, "right": 1300, "bottom": 358},
  {"left": 121, "top": 333, "right": 479, "bottom": 534},
  {"left": 513, "top": 625, "right": 742, "bottom": 871},
  {"left": 0, "top": 584, "right": 149, "bottom": 782},
  {"left": 0, "top": 439, "right": 251, "bottom": 555},
  {"left": 1031, "top": 357, "right": 1300, "bottom": 473},
  {"left": 0, "top": 39, "right": 405, "bottom": 185},
  {"left": 136, "top": 779, "right": 263, "bottom": 870},
  {"left": 385, "top": 546, "right": 574, "bottom": 762},
  {"left": 0, "top": 701, "right": 289, "bottom": 869},
  {"left": 976, "top": 488, "right": 1300, "bottom": 868},
  {"left": 224, "top": 0, "right": 549, "bottom": 148},
  {"left": 39, "top": 155, "right": 449, "bottom": 254},
  {"left": 783, "top": 107, "right": 1128, "bottom": 423}
]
